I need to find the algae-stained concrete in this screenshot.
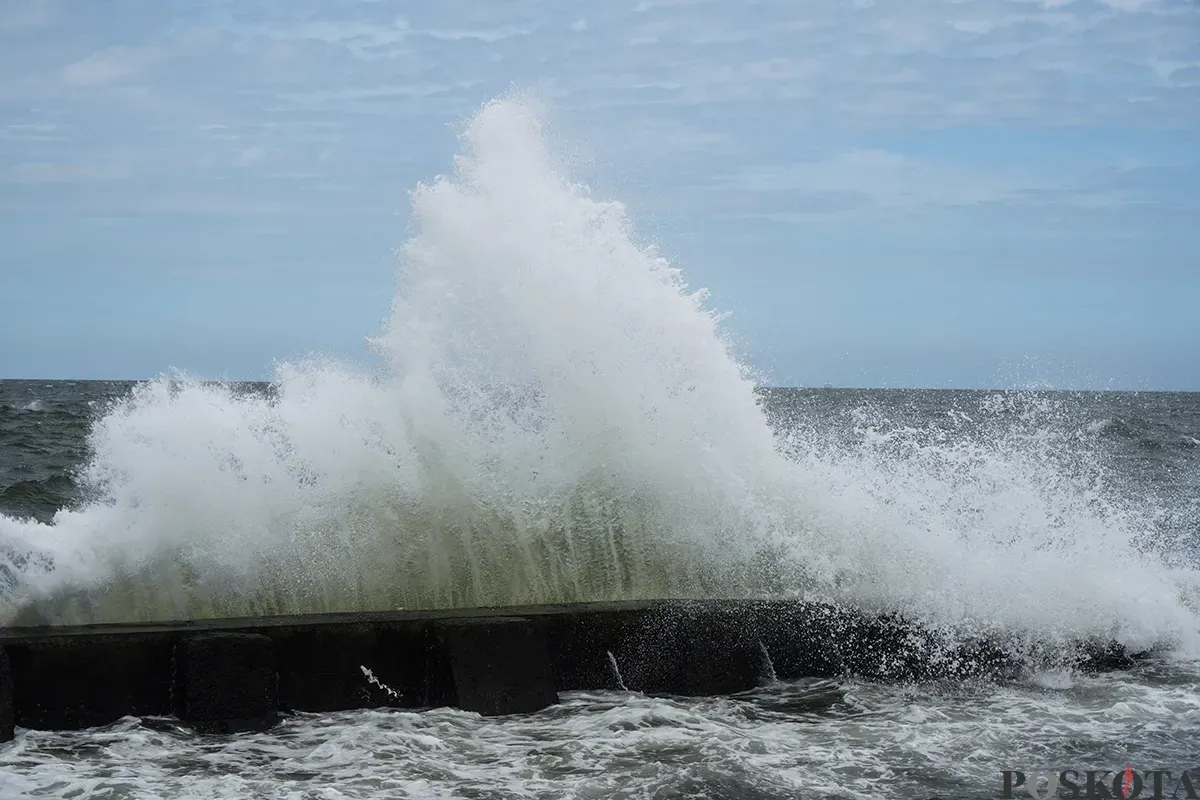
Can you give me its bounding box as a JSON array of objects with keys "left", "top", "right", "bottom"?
[{"left": 0, "top": 599, "right": 1150, "bottom": 741}]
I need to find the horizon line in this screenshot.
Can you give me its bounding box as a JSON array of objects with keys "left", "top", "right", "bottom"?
[{"left": 1, "top": 377, "right": 1196, "bottom": 394}]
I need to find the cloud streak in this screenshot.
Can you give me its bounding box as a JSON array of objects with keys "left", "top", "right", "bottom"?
[
  {"left": 0, "top": 0, "right": 1196, "bottom": 220},
  {"left": 61, "top": 45, "right": 165, "bottom": 87}
]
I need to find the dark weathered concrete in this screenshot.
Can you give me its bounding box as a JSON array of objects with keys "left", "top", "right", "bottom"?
[
  {"left": 3, "top": 633, "right": 173, "bottom": 730},
  {"left": 0, "top": 599, "right": 1154, "bottom": 737},
  {"left": 271, "top": 622, "right": 428, "bottom": 712},
  {"left": 752, "top": 600, "right": 846, "bottom": 680},
  {"left": 0, "top": 646, "right": 13, "bottom": 743},
  {"left": 546, "top": 606, "right": 650, "bottom": 692},
  {"left": 615, "top": 605, "right": 767, "bottom": 696},
  {"left": 176, "top": 633, "right": 278, "bottom": 734},
  {"left": 432, "top": 617, "right": 559, "bottom": 715}
]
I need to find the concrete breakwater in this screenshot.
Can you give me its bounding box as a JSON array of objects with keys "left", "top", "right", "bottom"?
[{"left": 0, "top": 599, "right": 1147, "bottom": 742}]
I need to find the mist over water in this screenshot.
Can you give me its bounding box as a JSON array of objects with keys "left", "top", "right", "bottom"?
[{"left": 0, "top": 97, "right": 1196, "bottom": 657}]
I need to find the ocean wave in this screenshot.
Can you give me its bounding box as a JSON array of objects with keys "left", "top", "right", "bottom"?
[
  {"left": 0, "top": 474, "right": 80, "bottom": 524},
  {"left": 0, "top": 95, "right": 1196, "bottom": 660}
]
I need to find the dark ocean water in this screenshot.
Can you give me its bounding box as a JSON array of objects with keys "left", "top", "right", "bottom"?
[{"left": 0, "top": 380, "right": 268, "bottom": 524}]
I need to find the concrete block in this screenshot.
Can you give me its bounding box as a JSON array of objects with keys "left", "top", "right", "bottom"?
[
  {"left": 268, "top": 623, "right": 426, "bottom": 711},
  {"left": 433, "top": 618, "right": 558, "bottom": 715},
  {"left": 617, "top": 604, "right": 766, "bottom": 696},
  {"left": 0, "top": 646, "right": 13, "bottom": 742},
  {"left": 175, "top": 633, "right": 278, "bottom": 734},
  {"left": 4, "top": 635, "right": 172, "bottom": 730},
  {"left": 753, "top": 600, "right": 847, "bottom": 680},
  {"left": 546, "top": 610, "right": 644, "bottom": 692}
]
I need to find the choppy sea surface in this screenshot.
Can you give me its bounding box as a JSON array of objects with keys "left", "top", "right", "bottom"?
[
  {"left": 0, "top": 669, "right": 1196, "bottom": 799},
  {"left": 1, "top": 99, "right": 1198, "bottom": 798}
]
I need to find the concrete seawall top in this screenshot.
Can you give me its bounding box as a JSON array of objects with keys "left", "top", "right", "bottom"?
[{"left": 0, "top": 598, "right": 674, "bottom": 640}]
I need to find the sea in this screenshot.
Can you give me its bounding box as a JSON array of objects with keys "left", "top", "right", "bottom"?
[{"left": 1, "top": 97, "right": 1198, "bottom": 798}]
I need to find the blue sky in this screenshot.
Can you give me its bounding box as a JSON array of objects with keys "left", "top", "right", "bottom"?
[{"left": 0, "top": 0, "right": 1197, "bottom": 388}]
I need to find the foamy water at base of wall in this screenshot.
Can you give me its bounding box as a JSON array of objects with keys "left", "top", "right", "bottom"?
[{"left": 2, "top": 663, "right": 1197, "bottom": 800}]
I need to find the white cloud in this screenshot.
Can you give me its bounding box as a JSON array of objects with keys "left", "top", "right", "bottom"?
[
  {"left": 2, "top": 0, "right": 1197, "bottom": 220},
  {"left": 234, "top": 146, "right": 266, "bottom": 166},
  {"left": 275, "top": 81, "right": 481, "bottom": 112},
  {"left": 423, "top": 25, "right": 535, "bottom": 43},
  {"left": 6, "top": 160, "right": 131, "bottom": 184},
  {"left": 1170, "top": 65, "right": 1200, "bottom": 85},
  {"left": 630, "top": 0, "right": 1189, "bottom": 124},
  {"left": 61, "top": 45, "right": 163, "bottom": 87},
  {"left": 172, "top": 0, "right": 1196, "bottom": 129},
  {"left": 0, "top": 122, "right": 61, "bottom": 141},
  {"left": 251, "top": 15, "right": 534, "bottom": 58},
  {"left": 713, "top": 148, "right": 1160, "bottom": 217},
  {"left": 268, "top": 18, "right": 411, "bottom": 55}
]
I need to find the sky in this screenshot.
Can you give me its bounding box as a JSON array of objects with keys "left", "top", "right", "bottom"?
[{"left": 0, "top": 0, "right": 1197, "bottom": 389}]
